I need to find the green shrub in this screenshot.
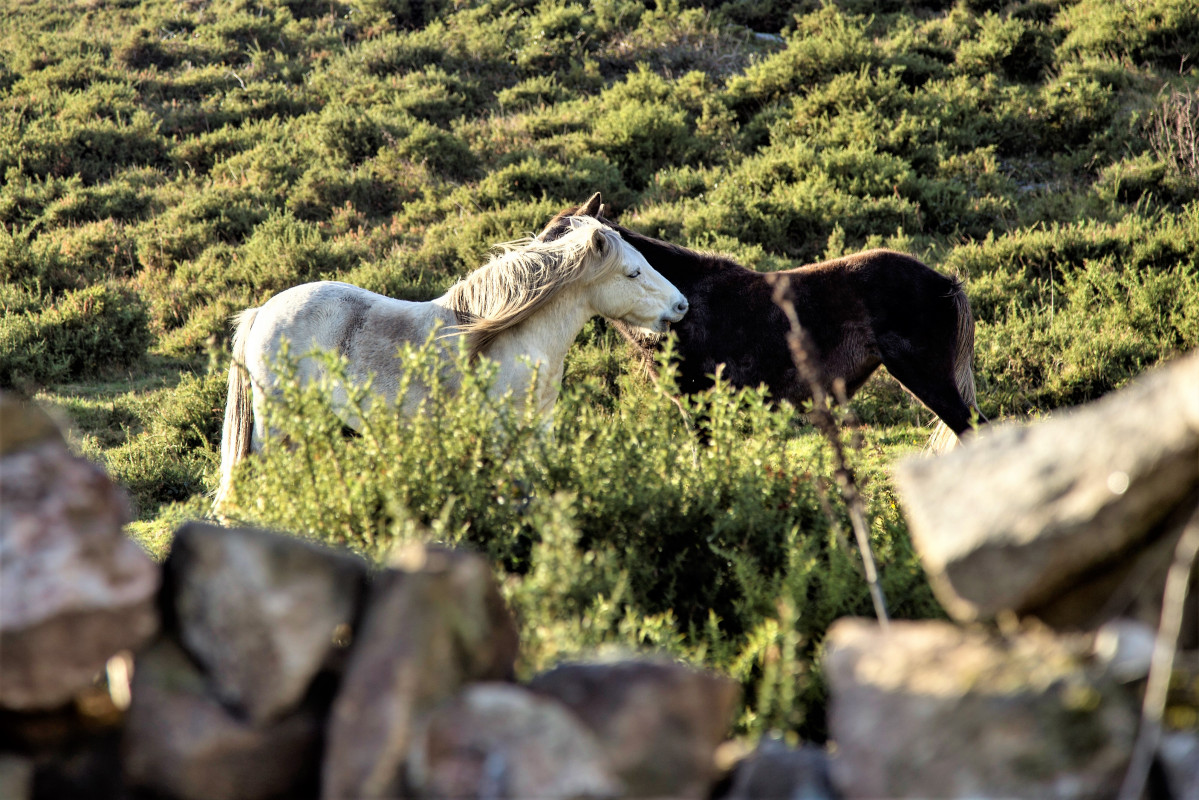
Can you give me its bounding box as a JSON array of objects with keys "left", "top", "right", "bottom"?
[
  {"left": 173, "top": 126, "right": 258, "bottom": 175},
  {"left": 317, "top": 104, "right": 400, "bottom": 165},
  {"left": 496, "top": 75, "right": 569, "bottom": 109},
  {"left": 724, "top": 5, "right": 876, "bottom": 119},
  {"left": 359, "top": 31, "right": 446, "bottom": 76},
  {"left": 596, "top": 6, "right": 759, "bottom": 79},
  {"left": 0, "top": 227, "right": 78, "bottom": 294},
  {"left": 1031, "top": 66, "right": 1121, "bottom": 154},
  {"left": 954, "top": 12, "right": 1055, "bottom": 82},
  {"left": 288, "top": 164, "right": 399, "bottom": 221},
  {"left": 389, "top": 66, "right": 485, "bottom": 126},
  {"left": 114, "top": 26, "right": 179, "bottom": 70},
  {"left": 472, "top": 155, "right": 627, "bottom": 206},
  {"left": 134, "top": 185, "right": 271, "bottom": 270},
  {"left": 233, "top": 210, "right": 363, "bottom": 294},
  {"left": 16, "top": 112, "right": 171, "bottom": 186},
  {"left": 513, "top": 2, "right": 597, "bottom": 74},
  {"left": 394, "top": 120, "right": 480, "bottom": 180},
  {"left": 0, "top": 282, "right": 152, "bottom": 388},
  {"left": 356, "top": 0, "right": 456, "bottom": 32},
  {"left": 97, "top": 369, "right": 226, "bottom": 518},
  {"left": 39, "top": 170, "right": 158, "bottom": 226},
  {"left": 1057, "top": 0, "right": 1199, "bottom": 71},
  {"left": 587, "top": 68, "right": 710, "bottom": 188},
  {"left": 954, "top": 204, "right": 1199, "bottom": 413},
  {"left": 681, "top": 143, "right": 921, "bottom": 260},
  {"left": 1095, "top": 154, "right": 1199, "bottom": 208}
]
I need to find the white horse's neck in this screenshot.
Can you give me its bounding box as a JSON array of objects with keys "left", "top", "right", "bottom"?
[{"left": 463, "top": 284, "right": 595, "bottom": 418}]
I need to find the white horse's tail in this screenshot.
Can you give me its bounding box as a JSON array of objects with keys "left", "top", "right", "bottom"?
[
  {"left": 213, "top": 307, "right": 259, "bottom": 514},
  {"left": 927, "top": 285, "right": 982, "bottom": 454}
]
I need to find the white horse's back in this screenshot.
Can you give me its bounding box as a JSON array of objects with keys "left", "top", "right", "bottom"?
[
  {"left": 244, "top": 281, "right": 456, "bottom": 421},
  {"left": 212, "top": 282, "right": 456, "bottom": 513}
]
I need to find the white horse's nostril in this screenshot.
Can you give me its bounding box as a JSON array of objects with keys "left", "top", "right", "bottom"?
[{"left": 675, "top": 298, "right": 689, "bottom": 315}]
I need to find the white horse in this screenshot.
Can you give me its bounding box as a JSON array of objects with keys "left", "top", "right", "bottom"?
[{"left": 214, "top": 215, "right": 689, "bottom": 510}]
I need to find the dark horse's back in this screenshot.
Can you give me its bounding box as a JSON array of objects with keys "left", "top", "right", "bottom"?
[
  {"left": 772, "top": 250, "right": 979, "bottom": 435},
  {"left": 538, "top": 196, "right": 982, "bottom": 446}
]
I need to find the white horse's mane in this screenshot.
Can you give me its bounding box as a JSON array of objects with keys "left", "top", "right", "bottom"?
[{"left": 443, "top": 216, "right": 625, "bottom": 360}]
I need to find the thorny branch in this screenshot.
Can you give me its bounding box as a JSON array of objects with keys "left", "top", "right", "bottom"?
[
  {"left": 1117, "top": 500, "right": 1199, "bottom": 800},
  {"left": 770, "top": 277, "right": 889, "bottom": 627}
]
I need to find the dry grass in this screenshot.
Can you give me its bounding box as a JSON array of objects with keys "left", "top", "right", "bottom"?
[{"left": 1150, "top": 88, "right": 1199, "bottom": 178}]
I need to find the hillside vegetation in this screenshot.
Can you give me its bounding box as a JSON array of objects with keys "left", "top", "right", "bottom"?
[{"left": 3, "top": 0, "right": 1197, "bottom": 740}]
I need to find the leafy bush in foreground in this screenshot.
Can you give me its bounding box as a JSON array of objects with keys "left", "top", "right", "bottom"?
[{"left": 216, "top": 338, "right": 940, "bottom": 739}]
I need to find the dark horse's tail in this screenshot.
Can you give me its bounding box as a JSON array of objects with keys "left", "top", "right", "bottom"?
[{"left": 928, "top": 280, "right": 983, "bottom": 453}]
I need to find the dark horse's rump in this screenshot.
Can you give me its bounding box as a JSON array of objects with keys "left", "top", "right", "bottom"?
[{"left": 538, "top": 194, "right": 984, "bottom": 443}]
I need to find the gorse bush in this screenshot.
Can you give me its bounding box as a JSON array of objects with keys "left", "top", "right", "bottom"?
[
  {"left": 0, "top": 282, "right": 151, "bottom": 389},
  {"left": 217, "top": 337, "right": 939, "bottom": 738},
  {"left": 950, "top": 203, "right": 1199, "bottom": 412}
]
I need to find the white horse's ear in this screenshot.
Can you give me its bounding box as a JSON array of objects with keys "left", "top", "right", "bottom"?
[
  {"left": 590, "top": 226, "right": 608, "bottom": 255},
  {"left": 581, "top": 192, "right": 603, "bottom": 217}
]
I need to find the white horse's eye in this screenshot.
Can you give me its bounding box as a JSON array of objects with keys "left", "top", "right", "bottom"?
[{"left": 627, "top": 269, "right": 641, "bottom": 279}]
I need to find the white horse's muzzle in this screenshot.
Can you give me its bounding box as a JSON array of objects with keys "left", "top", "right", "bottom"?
[{"left": 658, "top": 296, "right": 689, "bottom": 330}]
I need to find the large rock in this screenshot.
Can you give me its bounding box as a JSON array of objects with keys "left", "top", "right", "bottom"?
[
  {"left": 1158, "top": 731, "right": 1199, "bottom": 800},
  {"left": 0, "top": 756, "right": 33, "bottom": 800},
  {"left": 824, "top": 618, "right": 1137, "bottom": 799},
  {"left": 720, "top": 739, "right": 837, "bottom": 800},
  {"left": 321, "top": 544, "right": 519, "bottom": 800},
  {"left": 528, "top": 658, "right": 740, "bottom": 799},
  {"left": 122, "top": 638, "right": 321, "bottom": 800},
  {"left": 165, "top": 522, "right": 367, "bottom": 724},
  {"left": 408, "top": 683, "right": 621, "bottom": 799},
  {"left": 25, "top": 727, "right": 126, "bottom": 800},
  {"left": 0, "top": 395, "right": 159, "bottom": 711},
  {"left": 894, "top": 351, "right": 1199, "bottom": 626}
]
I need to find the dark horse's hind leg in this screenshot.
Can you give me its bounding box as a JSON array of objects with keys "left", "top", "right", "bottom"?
[{"left": 875, "top": 336, "right": 975, "bottom": 436}]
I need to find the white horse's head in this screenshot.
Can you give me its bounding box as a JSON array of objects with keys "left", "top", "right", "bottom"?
[
  {"left": 571, "top": 216, "right": 689, "bottom": 334},
  {"left": 444, "top": 215, "right": 688, "bottom": 360}
]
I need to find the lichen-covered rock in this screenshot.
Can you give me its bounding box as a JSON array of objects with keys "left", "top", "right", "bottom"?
[
  {"left": 408, "top": 683, "right": 621, "bottom": 799},
  {"left": 321, "top": 544, "right": 519, "bottom": 800},
  {"left": 894, "top": 351, "right": 1199, "bottom": 627},
  {"left": 122, "top": 638, "right": 321, "bottom": 800},
  {"left": 529, "top": 658, "right": 740, "bottom": 799},
  {"left": 0, "top": 393, "right": 66, "bottom": 457},
  {"left": 824, "top": 618, "right": 1137, "bottom": 799},
  {"left": 165, "top": 522, "right": 367, "bottom": 724},
  {"left": 0, "top": 394, "right": 158, "bottom": 711}
]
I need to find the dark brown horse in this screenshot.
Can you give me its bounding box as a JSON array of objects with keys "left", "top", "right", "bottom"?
[{"left": 538, "top": 193, "right": 985, "bottom": 449}]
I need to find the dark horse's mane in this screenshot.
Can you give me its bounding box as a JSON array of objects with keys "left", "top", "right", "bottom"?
[{"left": 538, "top": 193, "right": 984, "bottom": 446}]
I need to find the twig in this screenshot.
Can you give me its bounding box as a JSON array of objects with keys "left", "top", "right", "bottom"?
[
  {"left": 1117, "top": 501, "right": 1199, "bottom": 800},
  {"left": 771, "top": 277, "right": 889, "bottom": 626}
]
